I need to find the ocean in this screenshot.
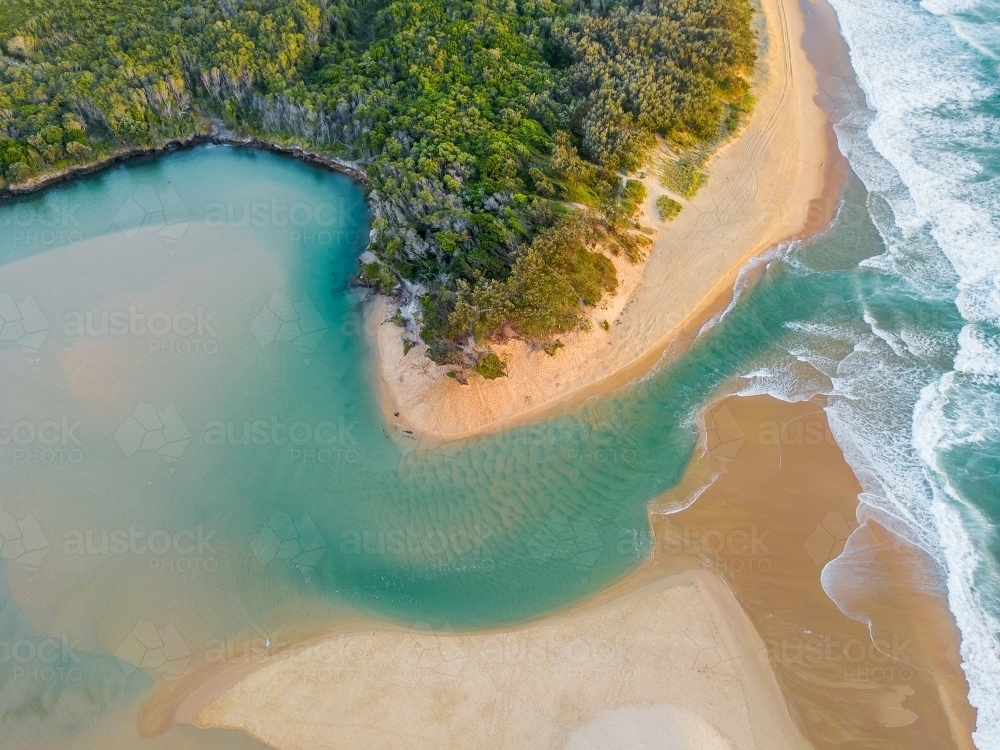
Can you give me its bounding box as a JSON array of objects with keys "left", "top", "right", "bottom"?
[
  {"left": 811, "top": 0, "right": 1000, "bottom": 743},
  {"left": 0, "top": 3, "right": 998, "bottom": 741}
]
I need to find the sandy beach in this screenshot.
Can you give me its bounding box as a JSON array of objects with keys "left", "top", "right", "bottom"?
[
  {"left": 375, "top": 0, "right": 843, "bottom": 440},
  {"left": 194, "top": 566, "right": 812, "bottom": 750},
  {"left": 661, "top": 394, "right": 977, "bottom": 749},
  {"left": 185, "top": 0, "right": 985, "bottom": 747},
  {"left": 189, "top": 394, "right": 977, "bottom": 750}
]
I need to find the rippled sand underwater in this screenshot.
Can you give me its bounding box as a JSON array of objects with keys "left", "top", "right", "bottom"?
[{"left": 0, "top": 146, "right": 988, "bottom": 748}]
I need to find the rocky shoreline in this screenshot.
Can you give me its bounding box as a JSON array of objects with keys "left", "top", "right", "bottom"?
[{"left": 0, "top": 131, "right": 368, "bottom": 201}]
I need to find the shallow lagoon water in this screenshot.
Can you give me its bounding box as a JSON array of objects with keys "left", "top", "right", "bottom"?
[
  {"left": 0, "top": 147, "right": 666, "bottom": 748},
  {"left": 0, "top": 144, "right": 996, "bottom": 747}
]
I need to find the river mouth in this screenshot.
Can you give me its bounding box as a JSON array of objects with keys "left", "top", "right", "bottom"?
[
  {"left": 0, "top": 146, "right": 665, "bottom": 748},
  {"left": 0, "top": 144, "right": 982, "bottom": 749}
]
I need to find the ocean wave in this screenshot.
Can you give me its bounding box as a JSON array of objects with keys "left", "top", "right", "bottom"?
[
  {"left": 921, "top": 0, "right": 984, "bottom": 17},
  {"left": 821, "top": 0, "right": 1000, "bottom": 741},
  {"left": 830, "top": 0, "right": 1000, "bottom": 325},
  {"left": 695, "top": 240, "right": 800, "bottom": 339},
  {"left": 955, "top": 324, "right": 1000, "bottom": 381},
  {"left": 914, "top": 375, "right": 1000, "bottom": 746},
  {"left": 735, "top": 359, "right": 832, "bottom": 403}
]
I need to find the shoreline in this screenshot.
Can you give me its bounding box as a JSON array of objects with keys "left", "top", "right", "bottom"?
[
  {"left": 661, "top": 393, "right": 977, "bottom": 748},
  {"left": 374, "top": 0, "right": 847, "bottom": 442},
  {"left": 166, "top": 394, "right": 976, "bottom": 750},
  {"left": 0, "top": 131, "right": 367, "bottom": 201},
  {"left": 190, "top": 559, "right": 813, "bottom": 750}
]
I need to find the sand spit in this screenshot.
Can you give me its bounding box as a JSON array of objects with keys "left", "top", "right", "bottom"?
[
  {"left": 375, "top": 0, "right": 842, "bottom": 440},
  {"left": 663, "top": 394, "right": 977, "bottom": 749},
  {"left": 194, "top": 566, "right": 811, "bottom": 750}
]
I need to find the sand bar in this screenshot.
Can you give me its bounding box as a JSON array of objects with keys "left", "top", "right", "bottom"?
[
  {"left": 661, "top": 394, "right": 977, "bottom": 749},
  {"left": 187, "top": 394, "right": 978, "bottom": 750},
  {"left": 193, "top": 565, "right": 811, "bottom": 750}
]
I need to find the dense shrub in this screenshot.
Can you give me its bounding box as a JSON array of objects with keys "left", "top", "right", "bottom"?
[{"left": 0, "top": 0, "right": 755, "bottom": 372}]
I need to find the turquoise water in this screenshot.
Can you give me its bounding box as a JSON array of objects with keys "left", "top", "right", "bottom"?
[
  {"left": 818, "top": 0, "right": 1000, "bottom": 743},
  {"left": 0, "top": 133, "right": 997, "bottom": 747}
]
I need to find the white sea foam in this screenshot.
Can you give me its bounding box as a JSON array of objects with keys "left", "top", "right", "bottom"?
[
  {"left": 921, "top": 0, "right": 983, "bottom": 16},
  {"left": 822, "top": 0, "right": 1000, "bottom": 740},
  {"left": 831, "top": 0, "right": 1000, "bottom": 324},
  {"left": 899, "top": 326, "right": 954, "bottom": 361},
  {"left": 955, "top": 324, "right": 1000, "bottom": 381},
  {"left": 735, "top": 360, "right": 831, "bottom": 403},
  {"left": 914, "top": 375, "right": 1000, "bottom": 746},
  {"left": 862, "top": 307, "right": 908, "bottom": 358},
  {"left": 695, "top": 240, "right": 798, "bottom": 339}
]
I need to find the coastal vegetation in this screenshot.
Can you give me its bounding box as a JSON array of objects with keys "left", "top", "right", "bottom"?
[
  {"left": 656, "top": 195, "right": 682, "bottom": 221},
  {"left": 0, "top": 0, "right": 755, "bottom": 374}
]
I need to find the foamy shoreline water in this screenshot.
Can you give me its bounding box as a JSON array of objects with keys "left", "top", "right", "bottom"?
[{"left": 805, "top": 0, "right": 1000, "bottom": 743}]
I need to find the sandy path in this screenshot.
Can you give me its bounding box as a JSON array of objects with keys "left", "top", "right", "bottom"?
[{"left": 374, "top": 0, "right": 841, "bottom": 440}]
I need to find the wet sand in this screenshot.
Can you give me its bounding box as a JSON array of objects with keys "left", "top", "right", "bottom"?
[
  {"left": 192, "top": 568, "right": 812, "bottom": 750},
  {"left": 188, "top": 395, "right": 976, "bottom": 749},
  {"left": 662, "top": 394, "right": 976, "bottom": 748}
]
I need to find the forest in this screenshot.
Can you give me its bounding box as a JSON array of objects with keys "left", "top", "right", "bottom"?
[{"left": 0, "top": 0, "right": 755, "bottom": 374}]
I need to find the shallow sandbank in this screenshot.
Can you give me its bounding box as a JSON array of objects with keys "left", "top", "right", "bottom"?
[
  {"left": 193, "top": 565, "right": 811, "bottom": 750},
  {"left": 173, "top": 396, "right": 974, "bottom": 750}
]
